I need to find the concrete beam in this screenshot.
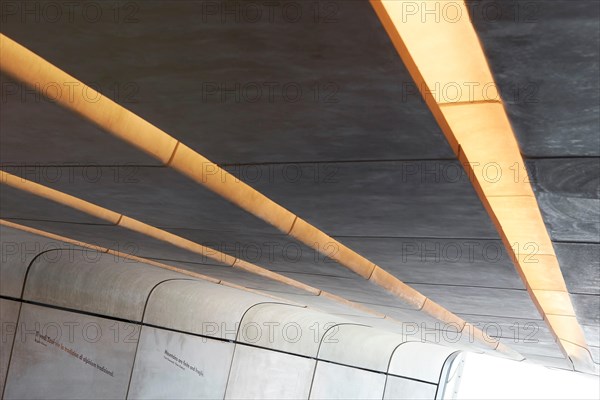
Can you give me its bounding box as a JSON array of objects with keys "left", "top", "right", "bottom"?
[
  {"left": 369, "top": 0, "right": 594, "bottom": 372},
  {"left": 0, "top": 35, "right": 522, "bottom": 358}
]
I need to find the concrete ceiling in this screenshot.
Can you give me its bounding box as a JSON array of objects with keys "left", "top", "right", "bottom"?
[{"left": 1, "top": 0, "right": 598, "bottom": 371}]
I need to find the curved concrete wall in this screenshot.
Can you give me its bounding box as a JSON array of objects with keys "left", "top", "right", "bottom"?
[{"left": 0, "top": 228, "right": 463, "bottom": 399}]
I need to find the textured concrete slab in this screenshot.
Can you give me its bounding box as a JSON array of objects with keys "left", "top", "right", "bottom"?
[
  {"left": 571, "top": 294, "right": 600, "bottom": 326},
  {"left": 470, "top": 0, "right": 600, "bottom": 157},
  {"left": 388, "top": 342, "right": 457, "bottom": 384},
  {"left": 316, "top": 325, "right": 404, "bottom": 373},
  {"left": 237, "top": 303, "right": 346, "bottom": 357},
  {"left": 530, "top": 158, "right": 600, "bottom": 200},
  {"left": 3, "top": 162, "right": 500, "bottom": 238},
  {"left": 0, "top": 74, "right": 159, "bottom": 165},
  {"left": 582, "top": 324, "right": 600, "bottom": 349},
  {"left": 0, "top": 219, "right": 229, "bottom": 267},
  {"left": 245, "top": 291, "right": 378, "bottom": 319},
  {"left": 523, "top": 354, "right": 574, "bottom": 371},
  {"left": 166, "top": 228, "right": 357, "bottom": 278},
  {"left": 383, "top": 376, "right": 437, "bottom": 400},
  {"left": 555, "top": 243, "right": 600, "bottom": 295},
  {"left": 339, "top": 237, "right": 524, "bottom": 289},
  {"left": 144, "top": 279, "right": 278, "bottom": 340},
  {"left": 24, "top": 249, "right": 183, "bottom": 322},
  {"left": 590, "top": 346, "right": 600, "bottom": 364},
  {"left": 0, "top": 226, "right": 73, "bottom": 298},
  {"left": 232, "top": 161, "right": 498, "bottom": 239},
  {"left": 225, "top": 345, "right": 314, "bottom": 400},
  {"left": 498, "top": 339, "right": 564, "bottom": 359},
  {"left": 411, "top": 284, "right": 541, "bottom": 320},
  {"left": 0, "top": 184, "right": 107, "bottom": 225},
  {"left": 159, "top": 258, "right": 318, "bottom": 297},
  {"left": 0, "top": 298, "right": 20, "bottom": 396},
  {"left": 4, "top": 303, "right": 138, "bottom": 399},
  {"left": 535, "top": 192, "right": 599, "bottom": 243},
  {"left": 128, "top": 326, "right": 235, "bottom": 399},
  {"left": 277, "top": 272, "right": 416, "bottom": 310},
  {"left": 454, "top": 314, "right": 554, "bottom": 344},
  {"left": 309, "top": 361, "right": 386, "bottom": 400},
  {"left": 1, "top": 0, "right": 597, "bottom": 371},
  {"left": 0, "top": 2, "right": 451, "bottom": 166}
]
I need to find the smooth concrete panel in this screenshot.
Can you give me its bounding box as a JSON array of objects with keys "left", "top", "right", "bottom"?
[
  {"left": 0, "top": 73, "right": 159, "bottom": 165},
  {"left": 455, "top": 314, "right": 555, "bottom": 344},
  {"left": 144, "top": 279, "right": 276, "bottom": 340},
  {"left": 535, "top": 192, "right": 599, "bottom": 243},
  {"left": 556, "top": 243, "right": 600, "bottom": 295},
  {"left": 388, "top": 342, "right": 457, "bottom": 384},
  {"left": 0, "top": 185, "right": 110, "bottom": 225},
  {"left": 317, "top": 324, "right": 405, "bottom": 372},
  {"left": 383, "top": 376, "right": 437, "bottom": 400},
  {"left": 471, "top": 1, "right": 600, "bottom": 157},
  {"left": 309, "top": 361, "right": 386, "bottom": 400},
  {"left": 237, "top": 303, "right": 346, "bottom": 357},
  {"left": 523, "top": 354, "right": 573, "bottom": 370},
  {"left": 24, "top": 249, "right": 184, "bottom": 322},
  {"left": 165, "top": 228, "right": 358, "bottom": 279},
  {"left": 0, "top": 226, "right": 70, "bottom": 298},
  {"left": 225, "top": 345, "right": 314, "bottom": 400},
  {"left": 128, "top": 326, "right": 234, "bottom": 399},
  {"left": 1, "top": 2, "right": 452, "bottom": 166},
  {"left": 411, "top": 284, "right": 541, "bottom": 320},
  {"left": 582, "top": 324, "right": 600, "bottom": 350},
  {"left": 5, "top": 161, "right": 499, "bottom": 239},
  {"left": 164, "top": 260, "right": 314, "bottom": 297},
  {"left": 2, "top": 220, "right": 231, "bottom": 268},
  {"left": 571, "top": 294, "right": 600, "bottom": 326},
  {"left": 248, "top": 291, "right": 377, "bottom": 319},
  {"left": 530, "top": 158, "right": 599, "bottom": 200},
  {"left": 0, "top": 299, "right": 20, "bottom": 396},
  {"left": 12, "top": 166, "right": 285, "bottom": 236},
  {"left": 4, "top": 303, "right": 138, "bottom": 399},
  {"left": 497, "top": 339, "right": 564, "bottom": 359},
  {"left": 278, "top": 272, "right": 418, "bottom": 311},
  {"left": 339, "top": 237, "right": 524, "bottom": 289},
  {"left": 229, "top": 161, "right": 498, "bottom": 239}
]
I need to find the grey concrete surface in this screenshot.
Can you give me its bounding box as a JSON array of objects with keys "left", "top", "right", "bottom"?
[
  {"left": 309, "top": 361, "right": 386, "bottom": 400},
  {"left": 0, "top": 0, "right": 597, "bottom": 373},
  {"left": 0, "top": 185, "right": 108, "bottom": 225},
  {"left": 316, "top": 324, "right": 404, "bottom": 373},
  {"left": 388, "top": 342, "right": 457, "bottom": 384},
  {"left": 383, "top": 376, "right": 437, "bottom": 400},
  {"left": 3, "top": 303, "right": 138, "bottom": 399},
  {"left": 24, "top": 249, "right": 184, "bottom": 322},
  {"left": 0, "top": 298, "right": 20, "bottom": 395},
  {"left": 237, "top": 303, "right": 346, "bottom": 357},
  {"left": 0, "top": 1, "right": 452, "bottom": 165},
  {"left": 224, "top": 345, "right": 315, "bottom": 400},
  {"left": 469, "top": 0, "right": 600, "bottom": 157},
  {"left": 0, "top": 226, "right": 74, "bottom": 298},
  {"left": 143, "top": 279, "right": 280, "bottom": 340},
  {"left": 555, "top": 243, "right": 600, "bottom": 295},
  {"left": 2, "top": 163, "right": 500, "bottom": 238},
  {"left": 128, "top": 326, "right": 235, "bottom": 399}
]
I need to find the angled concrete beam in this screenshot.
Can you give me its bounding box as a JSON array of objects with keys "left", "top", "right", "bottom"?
[
  {"left": 0, "top": 171, "right": 522, "bottom": 358},
  {"left": 370, "top": 0, "right": 594, "bottom": 372},
  {"left": 0, "top": 34, "right": 522, "bottom": 358},
  {"left": 0, "top": 219, "right": 288, "bottom": 301}
]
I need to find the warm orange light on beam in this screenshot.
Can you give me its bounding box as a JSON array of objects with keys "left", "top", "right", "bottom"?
[
  {"left": 370, "top": 0, "right": 594, "bottom": 372},
  {"left": 0, "top": 33, "right": 523, "bottom": 359}
]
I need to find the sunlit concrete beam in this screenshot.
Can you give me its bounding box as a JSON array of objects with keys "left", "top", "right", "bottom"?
[
  {"left": 0, "top": 34, "right": 523, "bottom": 358},
  {"left": 370, "top": 0, "right": 594, "bottom": 372},
  {"left": 0, "top": 171, "right": 524, "bottom": 358}
]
